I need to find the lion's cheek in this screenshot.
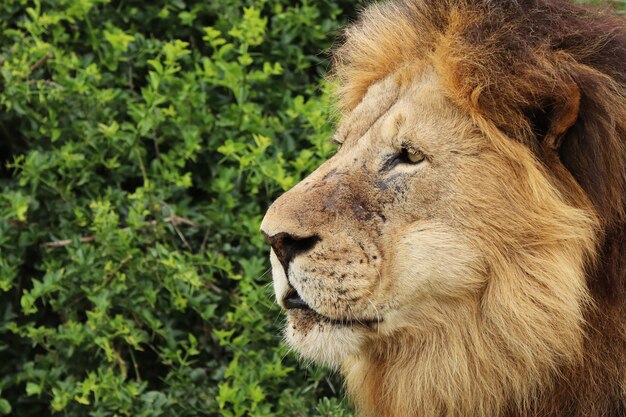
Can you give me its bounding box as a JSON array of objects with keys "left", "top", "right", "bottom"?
[{"left": 386, "top": 222, "right": 485, "bottom": 307}]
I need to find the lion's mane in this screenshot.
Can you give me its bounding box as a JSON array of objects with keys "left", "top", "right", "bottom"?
[{"left": 332, "top": 1, "right": 626, "bottom": 416}]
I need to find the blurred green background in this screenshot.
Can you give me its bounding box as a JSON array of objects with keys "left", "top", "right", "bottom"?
[{"left": 0, "top": 1, "right": 623, "bottom": 416}]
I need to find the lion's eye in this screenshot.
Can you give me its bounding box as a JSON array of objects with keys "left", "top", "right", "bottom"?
[{"left": 399, "top": 146, "right": 427, "bottom": 165}]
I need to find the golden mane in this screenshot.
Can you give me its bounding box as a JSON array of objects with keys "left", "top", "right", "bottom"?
[
  {"left": 331, "top": 1, "right": 626, "bottom": 416},
  {"left": 334, "top": 0, "right": 626, "bottom": 223}
]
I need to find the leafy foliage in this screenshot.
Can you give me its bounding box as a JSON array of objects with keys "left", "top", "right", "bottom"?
[
  {"left": 0, "top": 0, "right": 622, "bottom": 416},
  {"left": 0, "top": 0, "right": 362, "bottom": 415}
]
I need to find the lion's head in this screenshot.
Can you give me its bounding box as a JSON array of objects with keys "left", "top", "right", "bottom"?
[{"left": 261, "top": 1, "right": 626, "bottom": 416}]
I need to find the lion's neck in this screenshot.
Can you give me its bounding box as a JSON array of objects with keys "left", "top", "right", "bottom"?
[
  {"left": 342, "top": 286, "right": 626, "bottom": 417},
  {"left": 341, "top": 255, "right": 591, "bottom": 417},
  {"left": 342, "top": 306, "right": 550, "bottom": 417}
]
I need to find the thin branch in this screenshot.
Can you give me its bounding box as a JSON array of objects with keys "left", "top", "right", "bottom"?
[
  {"left": 42, "top": 235, "right": 95, "bottom": 248},
  {"left": 127, "top": 61, "right": 134, "bottom": 91},
  {"left": 152, "top": 129, "right": 160, "bottom": 158},
  {"left": 208, "top": 283, "right": 223, "bottom": 294},
  {"left": 171, "top": 225, "right": 192, "bottom": 251},
  {"left": 26, "top": 79, "right": 65, "bottom": 90},
  {"left": 29, "top": 52, "right": 54, "bottom": 73},
  {"left": 40, "top": 216, "right": 197, "bottom": 249},
  {"left": 167, "top": 214, "right": 198, "bottom": 227},
  {"left": 133, "top": 147, "right": 148, "bottom": 186},
  {"left": 199, "top": 227, "right": 210, "bottom": 254},
  {"left": 160, "top": 203, "right": 196, "bottom": 251},
  {"left": 128, "top": 346, "right": 142, "bottom": 383},
  {"left": 113, "top": 348, "right": 128, "bottom": 378},
  {"left": 99, "top": 255, "right": 133, "bottom": 289}
]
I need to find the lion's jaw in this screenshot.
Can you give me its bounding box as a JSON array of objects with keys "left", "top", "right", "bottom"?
[{"left": 261, "top": 68, "right": 598, "bottom": 416}]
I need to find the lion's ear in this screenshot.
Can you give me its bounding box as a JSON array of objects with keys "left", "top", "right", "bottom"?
[
  {"left": 544, "top": 82, "right": 580, "bottom": 150},
  {"left": 536, "top": 81, "right": 581, "bottom": 151}
]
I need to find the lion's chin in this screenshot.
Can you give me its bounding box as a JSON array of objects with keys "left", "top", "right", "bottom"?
[{"left": 284, "top": 309, "right": 369, "bottom": 368}]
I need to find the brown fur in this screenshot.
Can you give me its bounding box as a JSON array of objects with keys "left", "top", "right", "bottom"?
[{"left": 261, "top": 1, "right": 626, "bottom": 416}]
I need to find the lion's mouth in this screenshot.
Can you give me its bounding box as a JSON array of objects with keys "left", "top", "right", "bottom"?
[{"left": 283, "top": 287, "right": 382, "bottom": 328}]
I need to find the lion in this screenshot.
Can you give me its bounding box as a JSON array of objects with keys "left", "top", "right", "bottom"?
[{"left": 260, "top": 1, "right": 626, "bottom": 416}]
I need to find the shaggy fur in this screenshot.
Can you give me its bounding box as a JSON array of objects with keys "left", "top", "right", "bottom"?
[{"left": 261, "top": 1, "right": 626, "bottom": 416}]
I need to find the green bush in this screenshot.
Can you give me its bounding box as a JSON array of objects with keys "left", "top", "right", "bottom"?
[
  {"left": 0, "top": 1, "right": 623, "bottom": 416},
  {"left": 0, "top": 0, "right": 364, "bottom": 415}
]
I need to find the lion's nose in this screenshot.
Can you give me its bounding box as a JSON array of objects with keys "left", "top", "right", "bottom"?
[{"left": 262, "top": 232, "right": 320, "bottom": 272}]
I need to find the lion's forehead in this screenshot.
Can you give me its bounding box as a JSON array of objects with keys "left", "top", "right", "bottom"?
[
  {"left": 335, "top": 66, "right": 471, "bottom": 153},
  {"left": 334, "top": 74, "right": 401, "bottom": 144}
]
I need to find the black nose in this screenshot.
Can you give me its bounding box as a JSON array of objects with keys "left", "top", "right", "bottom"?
[{"left": 263, "top": 232, "right": 320, "bottom": 273}]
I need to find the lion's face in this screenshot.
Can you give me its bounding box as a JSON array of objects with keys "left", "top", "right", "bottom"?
[{"left": 261, "top": 68, "right": 493, "bottom": 366}]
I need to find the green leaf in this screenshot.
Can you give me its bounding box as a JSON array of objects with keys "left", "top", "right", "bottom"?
[
  {"left": 26, "top": 382, "right": 42, "bottom": 396},
  {"left": 0, "top": 399, "right": 11, "bottom": 415}
]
